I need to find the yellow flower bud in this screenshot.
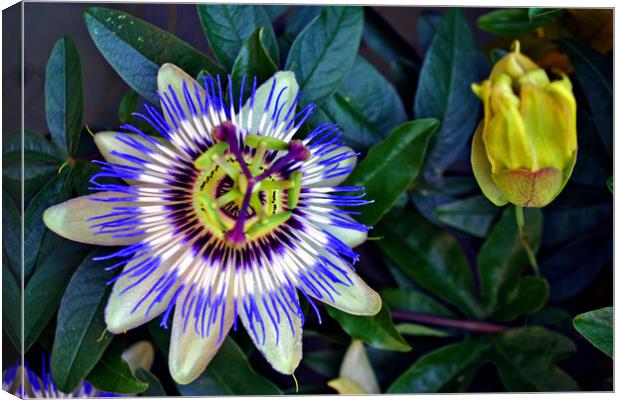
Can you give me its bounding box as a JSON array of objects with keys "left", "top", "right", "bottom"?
[{"left": 471, "top": 41, "right": 577, "bottom": 208}]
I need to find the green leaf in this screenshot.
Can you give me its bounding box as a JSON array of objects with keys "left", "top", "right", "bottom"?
[
  {"left": 388, "top": 338, "right": 488, "bottom": 393},
  {"left": 380, "top": 287, "right": 455, "bottom": 317},
  {"left": 177, "top": 338, "right": 282, "bottom": 395},
  {"left": 560, "top": 39, "right": 612, "bottom": 154},
  {"left": 417, "top": 11, "right": 442, "bottom": 52},
  {"left": 434, "top": 195, "right": 500, "bottom": 238},
  {"left": 411, "top": 175, "right": 479, "bottom": 226},
  {"left": 118, "top": 90, "right": 139, "bottom": 124},
  {"left": 607, "top": 176, "right": 613, "bottom": 193},
  {"left": 303, "top": 349, "right": 344, "bottom": 377},
  {"left": 51, "top": 249, "right": 115, "bottom": 393},
  {"left": 490, "top": 326, "right": 578, "bottom": 391},
  {"left": 476, "top": 206, "right": 542, "bottom": 315},
  {"left": 2, "top": 191, "right": 21, "bottom": 277},
  {"left": 376, "top": 209, "right": 483, "bottom": 318},
  {"left": 541, "top": 224, "right": 611, "bottom": 301},
  {"left": 84, "top": 6, "right": 224, "bottom": 104},
  {"left": 3, "top": 130, "right": 66, "bottom": 205},
  {"left": 573, "top": 307, "right": 613, "bottom": 357},
  {"left": 528, "top": 8, "right": 563, "bottom": 21},
  {"left": 396, "top": 324, "right": 451, "bottom": 338},
  {"left": 24, "top": 241, "right": 90, "bottom": 351},
  {"left": 135, "top": 368, "right": 166, "bottom": 396},
  {"left": 87, "top": 337, "right": 148, "bottom": 394},
  {"left": 2, "top": 254, "right": 21, "bottom": 350},
  {"left": 309, "top": 55, "right": 407, "bottom": 150},
  {"left": 344, "top": 119, "right": 438, "bottom": 226},
  {"left": 45, "top": 37, "right": 83, "bottom": 155},
  {"left": 326, "top": 303, "right": 411, "bottom": 352},
  {"left": 230, "top": 28, "right": 278, "bottom": 102},
  {"left": 197, "top": 4, "right": 278, "bottom": 71},
  {"left": 477, "top": 8, "right": 553, "bottom": 35},
  {"left": 493, "top": 276, "right": 549, "bottom": 322},
  {"left": 286, "top": 6, "right": 322, "bottom": 36},
  {"left": 264, "top": 5, "right": 288, "bottom": 21},
  {"left": 285, "top": 6, "right": 363, "bottom": 105},
  {"left": 24, "top": 167, "right": 74, "bottom": 280},
  {"left": 414, "top": 9, "right": 479, "bottom": 176}
]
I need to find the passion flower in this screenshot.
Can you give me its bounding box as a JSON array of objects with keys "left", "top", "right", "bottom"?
[{"left": 43, "top": 64, "right": 381, "bottom": 384}]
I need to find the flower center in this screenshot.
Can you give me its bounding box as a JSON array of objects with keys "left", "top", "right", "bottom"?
[{"left": 192, "top": 122, "right": 308, "bottom": 246}]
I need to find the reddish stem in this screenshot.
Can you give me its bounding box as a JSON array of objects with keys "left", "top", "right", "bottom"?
[{"left": 391, "top": 310, "right": 509, "bottom": 334}]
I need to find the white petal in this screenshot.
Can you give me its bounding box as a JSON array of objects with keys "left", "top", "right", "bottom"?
[
  {"left": 169, "top": 291, "right": 234, "bottom": 385},
  {"left": 239, "top": 71, "right": 300, "bottom": 135},
  {"left": 336, "top": 340, "right": 380, "bottom": 394},
  {"left": 105, "top": 254, "right": 180, "bottom": 333},
  {"left": 122, "top": 340, "right": 155, "bottom": 373},
  {"left": 321, "top": 215, "right": 367, "bottom": 248},
  {"left": 316, "top": 146, "right": 357, "bottom": 187},
  {"left": 240, "top": 289, "right": 303, "bottom": 375},
  {"left": 43, "top": 192, "right": 145, "bottom": 246},
  {"left": 303, "top": 255, "right": 381, "bottom": 316},
  {"left": 157, "top": 63, "right": 205, "bottom": 127},
  {"left": 94, "top": 131, "right": 160, "bottom": 167}
]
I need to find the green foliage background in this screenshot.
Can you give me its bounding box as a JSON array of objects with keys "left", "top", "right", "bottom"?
[{"left": 3, "top": 4, "right": 613, "bottom": 394}]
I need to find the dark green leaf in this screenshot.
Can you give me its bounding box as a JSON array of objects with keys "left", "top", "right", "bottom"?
[
  {"left": 135, "top": 368, "right": 167, "bottom": 396},
  {"left": 87, "top": 337, "right": 148, "bottom": 394},
  {"left": 2, "top": 191, "right": 20, "bottom": 277},
  {"left": 231, "top": 28, "right": 278, "bottom": 102},
  {"left": 388, "top": 338, "right": 488, "bottom": 393},
  {"left": 380, "top": 287, "right": 455, "bottom": 317},
  {"left": 24, "top": 167, "right": 74, "bottom": 280},
  {"left": 24, "top": 241, "right": 90, "bottom": 351},
  {"left": 45, "top": 37, "right": 83, "bottom": 155},
  {"left": 573, "top": 307, "right": 613, "bottom": 357},
  {"left": 286, "top": 6, "right": 322, "bottom": 35},
  {"left": 326, "top": 303, "right": 411, "bottom": 352},
  {"left": 411, "top": 176, "right": 479, "bottom": 226},
  {"left": 396, "top": 323, "right": 450, "bottom": 338},
  {"left": 490, "top": 327, "right": 578, "bottom": 391},
  {"left": 118, "top": 90, "right": 140, "bottom": 124},
  {"left": 177, "top": 338, "right": 282, "bottom": 395},
  {"left": 528, "top": 8, "right": 563, "bottom": 21},
  {"left": 309, "top": 56, "right": 407, "bottom": 150},
  {"left": 2, "top": 254, "right": 21, "bottom": 350},
  {"left": 376, "top": 209, "right": 483, "bottom": 318},
  {"left": 197, "top": 5, "right": 278, "bottom": 71},
  {"left": 541, "top": 224, "right": 611, "bottom": 301},
  {"left": 51, "top": 249, "right": 116, "bottom": 393},
  {"left": 560, "top": 39, "right": 612, "bottom": 154},
  {"left": 607, "top": 177, "right": 613, "bottom": 193},
  {"left": 542, "top": 189, "right": 610, "bottom": 246},
  {"left": 3, "top": 130, "right": 65, "bottom": 205},
  {"left": 303, "top": 349, "right": 344, "bottom": 377},
  {"left": 417, "top": 10, "right": 442, "bottom": 53},
  {"left": 264, "top": 5, "right": 288, "bottom": 21},
  {"left": 414, "top": 9, "right": 479, "bottom": 176},
  {"left": 476, "top": 206, "right": 542, "bottom": 315},
  {"left": 84, "top": 6, "right": 224, "bottom": 104},
  {"left": 493, "top": 276, "right": 549, "bottom": 322},
  {"left": 285, "top": 6, "right": 363, "bottom": 105},
  {"left": 434, "top": 195, "right": 500, "bottom": 238},
  {"left": 345, "top": 119, "right": 438, "bottom": 226},
  {"left": 477, "top": 8, "right": 552, "bottom": 35}
]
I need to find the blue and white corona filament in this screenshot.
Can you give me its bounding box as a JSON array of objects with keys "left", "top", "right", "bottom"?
[
  {"left": 43, "top": 64, "right": 381, "bottom": 384},
  {"left": 2, "top": 357, "right": 117, "bottom": 398}
]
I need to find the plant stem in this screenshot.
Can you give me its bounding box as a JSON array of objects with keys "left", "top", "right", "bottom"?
[
  {"left": 391, "top": 311, "right": 508, "bottom": 334},
  {"left": 514, "top": 206, "right": 539, "bottom": 275}
]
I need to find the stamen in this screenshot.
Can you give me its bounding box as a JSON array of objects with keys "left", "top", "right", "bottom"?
[
  {"left": 194, "top": 141, "right": 229, "bottom": 170},
  {"left": 246, "top": 211, "right": 292, "bottom": 238},
  {"left": 288, "top": 171, "right": 303, "bottom": 209}
]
